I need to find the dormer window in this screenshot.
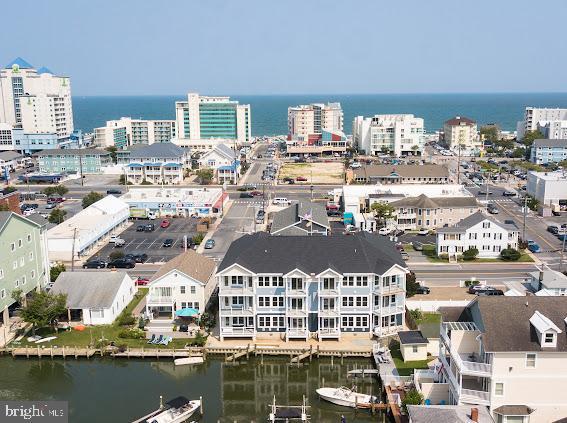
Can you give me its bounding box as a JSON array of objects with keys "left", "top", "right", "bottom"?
[
  {"left": 544, "top": 332, "right": 555, "bottom": 344},
  {"left": 529, "top": 310, "right": 562, "bottom": 348}
]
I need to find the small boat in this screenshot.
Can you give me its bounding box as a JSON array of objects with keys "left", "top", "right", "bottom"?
[
  {"left": 268, "top": 395, "right": 310, "bottom": 422},
  {"left": 174, "top": 357, "right": 204, "bottom": 366},
  {"left": 145, "top": 396, "right": 201, "bottom": 423},
  {"left": 35, "top": 336, "right": 57, "bottom": 344},
  {"left": 316, "top": 386, "right": 378, "bottom": 408}
]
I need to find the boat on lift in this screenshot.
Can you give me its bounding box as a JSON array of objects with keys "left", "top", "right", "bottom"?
[{"left": 316, "top": 386, "right": 379, "bottom": 408}]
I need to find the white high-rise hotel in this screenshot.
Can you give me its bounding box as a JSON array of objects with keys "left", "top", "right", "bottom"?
[
  {"left": 287, "top": 103, "right": 343, "bottom": 138},
  {"left": 0, "top": 57, "right": 73, "bottom": 139}
]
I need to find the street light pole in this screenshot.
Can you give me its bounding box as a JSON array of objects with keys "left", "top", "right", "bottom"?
[
  {"left": 522, "top": 195, "right": 528, "bottom": 241},
  {"left": 560, "top": 232, "right": 566, "bottom": 272}
]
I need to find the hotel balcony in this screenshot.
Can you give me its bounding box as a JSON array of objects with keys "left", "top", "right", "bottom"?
[
  {"left": 318, "top": 288, "right": 339, "bottom": 297},
  {"left": 219, "top": 306, "right": 255, "bottom": 316},
  {"left": 439, "top": 352, "right": 491, "bottom": 406},
  {"left": 375, "top": 304, "right": 405, "bottom": 315},
  {"left": 318, "top": 309, "right": 340, "bottom": 318},
  {"left": 287, "top": 288, "right": 308, "bottom": 297},
  {"left": 374, "top": 284, "right": 405, "bottom": 295},
  {"left": 454, "top": 352, "right": 492, "bottom": 378},
  {"left": 146, "top": 295, "right": 173, "bottom": 305},
  {"left": 287, "top": 328, "right": 309, "bottom": 339}
]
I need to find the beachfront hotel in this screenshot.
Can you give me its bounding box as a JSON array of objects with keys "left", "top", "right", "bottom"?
[
  {"left": 287, "top": 102, "right": 343, "bottom": 138},
  {"left": 173, "top": 93, "right": 251, "bottom": 151},
  {"left": 0, "top": 57, "right": 73, "bottom": 140},
  {"left": 217, "top": 233, "right": 408, "bottom": 342},
  {"left": 352, "top": 114, "right": 425, "bottom": 157},
  {"left": 94, "top": 117, "right": 176, "bottom": 148},
  {"left": 442, "top": 116, "right": 482, "bottom": 156}
]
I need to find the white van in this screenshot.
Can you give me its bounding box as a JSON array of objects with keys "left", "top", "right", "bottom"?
[{"left": 273, "top": 198, "right": 291, "bottom": 206}]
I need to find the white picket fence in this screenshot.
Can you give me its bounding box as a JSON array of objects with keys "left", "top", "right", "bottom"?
[{"left": 406, "top": 299, "right": 471, "bottom": 312}]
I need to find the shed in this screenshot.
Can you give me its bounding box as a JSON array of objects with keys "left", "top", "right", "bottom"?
[{"left": 398, "top": 330, "right": 429, "bottom": 362}]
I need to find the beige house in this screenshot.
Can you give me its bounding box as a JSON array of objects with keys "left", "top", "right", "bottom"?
[
  {"left": 398, "top": 330, "right": 429, "bottom": 362},
  {"left": 348, "top": 164, "right": 449, "bottom": 185},
  {"left": 145, "top": 250, "right": 216, "bottom": 322},
  {"left": 415, "top": 297, "right": 567, "bottom": 423},
  {"left": 390, "top": 194, "right": 480, "bottom": 230},
  {"left": 443, "top": 116, "right": 482, "bottom": 156}
]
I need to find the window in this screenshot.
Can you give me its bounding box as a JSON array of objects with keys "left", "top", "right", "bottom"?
[
  {"left": 31, "top": 270, "right": 35, "bottom": 279},
  {"left": 190, "top": 286, "right": 196, "bottom": 294},
  {"left": 544, "top": 332, "right": 555, "bottom": 344},
  {"left": 483, "top": 222, "right": 490, "bottom": 229},
  {"left": 15, "top": 279, "right": 19, "bottom": 288},
  {"left": 180, "top": 286, "right": 186, "bottom": 294},
  {"left": 21, "top": 276, "right": 26, "bottom": 285},
  {"left": 342, "top": 276, "right": 354, "bottom": 287},
  {"left": 194, "top": 302, "right": 199, "bottom": 310},
  {"left": 29, "top": 251, "right": 33, "bottom": 261},
  {"left": 20, "top": 257, "right": 25, "bottom": 267},
  {"left": 90, "top": 309, "right": 104, "bottom": 319},
  {"left": 526, "top": 353, "right": 536, "bottom": 368},
  {"left": 27, "top": 234, "right": 32, "bottom": 242},
  {"left": 272, "top": 297, "right": 284, "bottom": 307},
  {"left": 10, "top": 243, "right": 15, "bottom": 252},
  {"left": 12, "top": 261, "right": 17, "bottom": 270},
  {"left": 0, "top": 289, "right": 5, "bottom": 299},
  {"left": 258, "top": 276, "right": 268, "bottom": 287},
  {"left": 258, "top": 296, "right": 269, "bottom": 307},
  {"left": 18, "top": 239, "right": 22, "bottom": 248},
  {"left": 0, "top": 269, "right": 3, "bottom": 279},
  {"left": 412, "top": 346, "right": 418, "bottom": 353},
  {"left": 494, "top": 382, "right": 504, "bottom": 396}
]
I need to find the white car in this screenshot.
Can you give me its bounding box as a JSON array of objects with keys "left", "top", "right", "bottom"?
[
  {"left": 350, "top": 162, "right": 361, "bottom": 169},
  {"left": 109, "top": 235, "right": 125, "bottom": 244},
  {"left": 378, "top": 227, "right": 392, "bottom": 235},
  {"left": 417, "top": 228, "right": 430, "bottom": 235}
]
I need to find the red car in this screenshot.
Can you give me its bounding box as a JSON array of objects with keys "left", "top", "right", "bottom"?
[
  {"left": 160, "top": 219, "right": 170, "bottom": 228},
  {"left": 296, "top": 176, "right": 307, "bottom": 182},
  {"left": 251, "top": 190, "right": 263, "bottom": 197},
  {"left": 135, "top": 277, "right": 149, "bottom": 286}
]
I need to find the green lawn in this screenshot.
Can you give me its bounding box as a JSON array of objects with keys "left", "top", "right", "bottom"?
[
  {"left": 415, "top": 313, "right": 441, "bottom": 325},
  {"left": 390, "top": 343, "right": 429, "bottom": 376},
  {"left": 124, "top": 288, "right": 148, "bottom": 315},
  {"left": 425, "top": 253, "right": 533, "bottom": 263}
]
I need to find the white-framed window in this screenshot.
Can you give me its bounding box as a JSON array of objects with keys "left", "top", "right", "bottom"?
[
  {"left": 10, "top": 242, "right": 15, "bottom": 252},
  {"left": 526, "top": 353, "right": 536, "bottom": 368},
  {"left": 258, "top": 296, "right": 270, "bottom": 307},
  {"left": 544, "top": 332, "right": 555, "bottom": 344},
  {"left": 494, "top": 382, "right": 504, "bottom": 396},
  {"left": 0, "top": 289, "right": 6, "bottom": 299},
  {"left": 272, "top": 297, "right": 284, "bottom": 307},
  {"left": 18, "top": 239, "right": 22, "bottom": 248},
  {"left": 29, "top": 251, "right": 34, "bottom": 261},
  {"left": 0, "top": 269, "right": 3, "bottom": 279},
  {"left": 180, "top": 286, "right": 186, "bottom": 294},
  {"left": 31, "top": 270, "right": 35, "bottom": 279},
  {"left": 190, "top": 286, "right": 196, "bottom": 294},
  {"left": 15, "top": 279, "right": 19, "bottom": 287},
  {"left": 12, "top": 261, "right": 17, "bottom": 270},
  {"left": 27, "top": 233, "right": 32, "bottom": 242},
  {"left": 90, "top": 309, "right": 104, "bottom": 319},
  {"left": 412, "top": 345, "right": 418, "bottom": 353},
  {"left": 19, "top": 257, "right": 25, "bottom": 267},
  {"left": 21, "top": 275, "right": 26, "bottom": 285}
]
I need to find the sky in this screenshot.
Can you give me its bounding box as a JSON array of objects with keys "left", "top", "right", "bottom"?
[{"left": 2, "top": 0, "right": 566, "bottom": 96}]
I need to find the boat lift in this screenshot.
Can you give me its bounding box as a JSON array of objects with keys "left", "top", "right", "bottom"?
[{"left": 268, "top": 395, "right": 310, "bottom": 422}]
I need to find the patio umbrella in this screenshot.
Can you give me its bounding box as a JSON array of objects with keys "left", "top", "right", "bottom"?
[{"left": 175, "top": 307, "right": 200, "bottom": 318}]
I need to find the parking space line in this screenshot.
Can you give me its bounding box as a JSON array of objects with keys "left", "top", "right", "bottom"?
[
  {"left": 172, "top": 239, "right": 179, "bottom": 248},
  {"left": 135, "top": 239, "right": 147, "bottom": 250}
]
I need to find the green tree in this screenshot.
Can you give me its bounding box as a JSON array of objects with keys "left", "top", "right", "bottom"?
[
  {"left": 43, "top": 185, "right": 69, "bottom": 197},
  {"left": 48, "top": 208, "right": 67, "bottom": 224},
  {"left": 370, "top": 202, "right": 395, "bottom": 226},
  {"left": 510, "top": 147, "right": 526, "bottom": 158},
  {"left": 11, "top": 288, "right": 24, "bottom": 304},
  {"left": 402, "top": 388, "right": 424, "bottom": 412},
  {"left": 196, "top": 168, "right": 214, "bottom": 185},
  {"left": 501, "top": 248, "right": 521, "bottom": 261},
  {"left": 109, "top": 251, "right": 124, "bottom": 260},
  {"left": 522, "top": 130, "right": 544, "bottom": 147},
  {"left": 4, "top": 185, "right": 17, "bottom": 193},
  {"left": 0, "top": 204, "right": 10, "bottom": 211},
  {"left": 480, "top": 125, "right": 500, "bottom": 143},
  {"left": 405, "top": 271, "right": 419, "bottom": 298},
  {"left": 526, "top": 195, "right": 539, "bottom": 211},
  {"left": 50, "top": 263, "right": 66, "bottom": 282},
  {"left": 105, "top": 146, "right": 118, "bottom": 164},
  {"left": 20, "top": 290, "right": 67, "bottom": 333},
  {"left": 462, "top": 248, "right": 479, "bottom": 261},
  {"left": 82, "top": 191, "right": 104, "bottom": 209},
  {"left": 118, "top": 174, "right": 126, "bottom": 185}
]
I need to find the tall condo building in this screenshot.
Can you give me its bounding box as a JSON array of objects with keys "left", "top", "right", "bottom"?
[
  {"left": 0, "top": 57, "right": 73, "bottom": 139},
  {"left": 352, "top": 114, "right": 425, "bottom": 157},
  {"left": 288, "top": 103, "right": 343, "bottom": 138},
  {"left": 174, "top": 93, "right": 251, "bottom": 151},
  {"left": 94, "top": 117, "right": 176, "bottom": 148},
  {"left": 517, "top": 107, "right": 567, "bottom": 139},
  {"left": 443, "top": 116, "right": 482, "bottom": 155}
]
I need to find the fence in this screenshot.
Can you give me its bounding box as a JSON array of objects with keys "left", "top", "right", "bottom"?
[{"left": 406, "top": 299, "right": 471, "bottom": 312}]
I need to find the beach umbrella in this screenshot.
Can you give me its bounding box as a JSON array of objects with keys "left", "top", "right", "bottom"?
[{"left": 175, "top": 307, "right": 200, "bottom": 317}]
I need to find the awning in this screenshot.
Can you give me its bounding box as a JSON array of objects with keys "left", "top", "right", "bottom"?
[
  {"left": 144, "top": 162, "right": 162, "bottom": 166},
  {"left": 163, "top": 162, "right": 182, "bottom": 167},
  {"left": 128, "top": 163, "right": 143, "bottom": 168},
  {"left": 213, "top": 192, "right": 228, "bottom": 209}
]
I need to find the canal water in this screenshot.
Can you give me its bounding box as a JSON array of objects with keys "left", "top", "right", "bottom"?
[{"left": 0, "top": 356, "right": 385, "bottom": 422}]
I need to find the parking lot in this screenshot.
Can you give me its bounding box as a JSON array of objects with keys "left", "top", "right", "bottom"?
[{"left": 90, "top": 217, "right": 203, "bottom": 264}]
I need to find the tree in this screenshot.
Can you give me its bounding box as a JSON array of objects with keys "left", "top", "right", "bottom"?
[
  {"left": 480, "top": 125, "right": 500, "bottom": 143},
  {"left": 0, "top": 204, "right": 10, "bottom": 211},
  {"left": 522, "top": 130, "right": 544, "bottom": 147},
  {"left": 43, "top": 185, "right": 69, "bottom": 197},
  {"left": 20, "top": 290, "right": 67, "bottom": 333},
  {"left": 462, "top": 248, "right": 479, "bottom": 261},
  {"left": 405, "top": 271, "right": 419, "bottom": 298},
  {"left": 370, "top": 202, "right": 395, "bottom": 226},
  {"left": 11, "top": 288, "right": 23, "bottom": 304},
  {"left": 105, "top": 146, "right": 118, "bottom": 164},
  {"left": 48, "top": 208, "right": 67, "bottom": 224},
  {"left": 501, "top": 248, "right": 521, "bottom": 261},
  {"left": 526, "top": 195, "right": 539, "bottom": 211},
  {"left": 402, "top": 388, "right": 423, "bottom": 412},
  {"left": 82, "top": 191, "right": 104, "bottom": 209},
  {"left": 510, "top": 147, "right": 526, "bottom": 158},
  {"left": 196, "top": 169, "right": 214, "bottom": 185},
  {"left": 50, "top": 263, "right": 66, "bottom": 282},
  {"left": 118, "top": 174, "right": 126, "bottom": 185},
  {"left": 109, "top": 251, "right": 124, "bottom": 260}
]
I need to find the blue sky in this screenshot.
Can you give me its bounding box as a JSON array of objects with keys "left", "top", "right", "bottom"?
[{"left": 2, "top": 0, "right": 566, "bottom": 96}]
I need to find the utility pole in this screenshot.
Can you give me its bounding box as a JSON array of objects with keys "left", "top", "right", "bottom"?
[
  {"left": 457, "top": 143, "right": 461, "bottom": 185},
  {"left": 79, "top": 153, "right": 84, "bottom": 187},
  {"left": 560, "top": 233, "right": 566, "bottom": 272},
  {"left": 71, "top": 227, "right": 78, "bottom": 272},
  {"left": 522, "top": 195, "right": 528, "bottom": 241}
]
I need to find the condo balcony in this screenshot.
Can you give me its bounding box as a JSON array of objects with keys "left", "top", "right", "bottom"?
[
  {"left": 318, "top": 327, "right": 341, "bottom": 338},
  {"left": 287, "top": 309, "right": 307, "bottom": 318},
  {"left": 318, "top": 288, "right": 340, "bottom": 297},
  {"left": 219, "top": 285, "right": 254, "bottom": 296},
  {"left": 375, "top": 304, "right": 405, "bottom": 315},
  {"left": 318, "top": 309, "right": 340, "bottom": 318},
  {"left": 375, "top": 284, "right": 405, "bottom": 295},
  {"left": 221, "top": 326, "right": 255, "bottom": 337},
  {"left": 287, "top": 328, "right": 309, "bottom": 338},
  {"left": 219, "top": 306, "right": 255, "bottom": 316},
  {"left": 146, "top": 295, "right": 173, "bottom": 305}
]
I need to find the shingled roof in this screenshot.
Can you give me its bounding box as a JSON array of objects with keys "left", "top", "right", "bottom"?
[
  {"left": 390, "top": 194, "right": 478, "bottom": 209},
  {"left": 218, "top": 232, "right": 407, "bottom": 275},
  {"left": 445, "top": 116, "right": 476, "bottom": 126},
  {"left": 270, "top": 201, "right": 329, "bottom": 236},
  {"left": 151, "top": 250, "right": 216, "bottom": 285},
  {"left": 353, "top": 164, "right": 448, "bottom": 180},
  {"left": 437, "top": 211, "right": 517, "bottom": 233}
]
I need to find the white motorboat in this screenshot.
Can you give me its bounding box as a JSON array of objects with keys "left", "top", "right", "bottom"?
[
  {"left": 174, "top": 357, "right": 204, "bottom": 366},
  {"left": 316, "top": 386, "right": 378, "bottom": 408},
  {"left": 146, "top": 396, "right": 201, "bottom": 423}
]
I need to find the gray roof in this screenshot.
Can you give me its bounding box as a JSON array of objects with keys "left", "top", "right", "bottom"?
[
  {"left": 0, "top": 211, "right": 43, "bottom": 232},
  {"left": 532, "top": 139, "right": 567, "bottom": 148},
  {"left": 218, "top": 232, "right": 407, "bottom": 274},
  {"left": 24, "top": 213, "right": 48, "bottom": 227},
  {"left": 407, "top": 405, "right": 494, "bottom": 423},
  {"left": 0, "top": 151, "right": 23, "bottom": 161},
  {"left": 440, "top": 297, "right": 567, "bottom": 353},
  {"left": 270, "top": 201, "right": 329, "bottom": 236},
  {"left": 398, "top": 330, "right": 428, "bottom": 345},
  {"left": 493, "top": 405, "right": 534, "bottom": 416},
  {"left": 213, "top": 144, "right": 237, "bottom": 160},
  {"left": 51, "top": 271, "right": 131, "bottom": 309},
  {"left": 529, "top": 270, "right": 567, "bottom": 289},
  {"left": 128, "top": 142, "right": 186, "bottom": 159},
  {"left": 391, "top": 195, "right": 478, "bottom": 209},
  {"left": 353, "top": 164, "right": 448, "bottom": 180},
  {"left": 33, "top": 148, "right": 109, "bottom": 157},
  {"left": 437, "top": 211, "right": 517, "bottom": 233}
]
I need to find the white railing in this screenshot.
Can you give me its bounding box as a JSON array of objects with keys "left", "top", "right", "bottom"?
[
  {"left": 439, "top": 354, "right": 460, "bottom": 393},
  {"left": 221, "top": 327, "right": 255, "bottom": 335},
  {"left": 440, "top": 327, "right": 451, "bottom": 347},
  {"left": 375, "top": 285, "right": 405, "bottom": 294},
  {"left": 380, "top": 304, "right": 405, "bottom": 315},
  {"left": 146, "top": 295, "right": 173, "bottom": 305},
  {"left": 455, "top": 353, "right": 492, "bottom": 376},
  {"left": 460, "top": 388, "right": 490, "bottom": 405},
  {"left": 219, "top": 307, "right": 254, "bottom": 316},
  {"left": 287, "top": 329, "right": 308, "bottom": 337},
  {"left": 319, "top": 289, "right": 339, "bottom": 297},
  {"left": 287, "top": 289, "right": 307, "bottom": 296},
  {"left": 319, "top": 309, "right": 340, "bottom": 317},
  {"left": 287, "top": 309, "right": 307, "bottom": 317},
  {"left": 219, "top": 286, "right": 254, "bottom": 295},
  {"left": 319, "top": 328, "right": 340, "bottom": 336}
]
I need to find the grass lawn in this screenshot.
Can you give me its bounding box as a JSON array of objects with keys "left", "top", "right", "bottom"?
[
  {"left": 425, "top": 253, "right": 533, "bottom": 263},
  {"left": 390, "top": 343, "right": 429, "bottom": 377},
  {"left": 415, "top": 313, "right": 441, "bottom": 325},
  {"left": 402, "top": 243, "right": 414, "bottom": 252}
]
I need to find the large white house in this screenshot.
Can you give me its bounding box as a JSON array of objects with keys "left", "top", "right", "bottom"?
[
  {"left": 443, "top": 116, "right": 482, "bottom": 156},
  {"left": 145, "top": 250, "right": 216, "bottom": 322},
  {"left": 197, "top": 144, "right": 240, "bottom": 184},
  {"left": 217, "top": 233, "right": 408, "bottom": 341},
  {"left": 124, "top": 142, "right": 190, "bottom": 185},
  {"left": 414, "top": 296, "right": 567, "bottom": 423},
  {"left": 436, "top": 212, "right": 519, "bottom": 259},
  {"left": 51, "top": 271, "right": 135, "bottom": 325}
]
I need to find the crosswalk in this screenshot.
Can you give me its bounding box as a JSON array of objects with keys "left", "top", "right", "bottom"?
[{"left": 232, "top": 200, "right": 265, "bottom": 205}]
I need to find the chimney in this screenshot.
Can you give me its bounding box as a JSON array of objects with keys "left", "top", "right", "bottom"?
[
  {"left": 471, "top": 407, "right": 479, "bottom": 422},
  {"left": 539, "top": 270, "right": 545, "bottom": 291}
]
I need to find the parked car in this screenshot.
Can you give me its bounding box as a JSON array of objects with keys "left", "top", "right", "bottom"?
[
  {"left": 162, "top": 238, "right": 174, "bottom": 247},
  {"left": 256, "top": 210, "right": 265, "bottom": 224},
  {"left": 160, "top": 219, "right": 171, "bottom": 228},
  {"left": 400, "top": 252, "right": 409, "bottom": 260},
  {"left": 240, "top": 192, "right": 253, "bottom": 198},
  {"left": 477, "top": 190, "right": 493, "bottom": 195},
  {"left": 378, "top": 227, "right": 392, "bottom": 236},
  {"left": 547, "top": 225, "right": 560, "bottom": 235},
  {"left": 502, "top": 190, "right": 516, "bottom": 197},
  {"left": 135, "top": 277, "right": 149, "bottom": 286},
  {"left": 124, "top": 253, "right": 148, "bottom": 263},
  {"left": 413, "top": 241, "right": 423, "bottom": 251},
  {"left": 487, "top": 203, "right": 499, "bottom": 214},
  {"left": 273, "top": 197, "right": 291, "bottom": 205},
  {"left": 251, "top": 190, "right": 263, "bottom": 197},
  {"left": 296, "top": 176, "right": 307, "bottom": 182},
  {"left": 527, "top": 240, "right": 541, "bottom": 253},
  {"left": 415, "top": 285, "right": 431, "bottom": 294},
  {"left": 467, "top": 285, "right": 495, "bottom": 294},
  {"left": 114, "top": 239, "right": 126, "bottom": 248},
  {"left": 417, "top": 228, "right": 430, "bottom": 236},
  {"left": 392, "top": 229, "right": 405, "bottom": 237},
  {"left": 106, "top": 189, "right": 122, "bottom": 195},
  {"left": 109, "top": 236, "right": 125, "bottom": 244},
  {"left": 204, "top": 239, "right": 216, "bottom": 249},
  {"left": 144, "top": 224, "right": 155, "bottom": 232},
  {"left": 47, "top": 196, "right": 65, "bottom": 203},
  {"left": 82, "top": 259, "right": 107, "bottom": 269},
  {"left": 477, "top": 289, "right": 504, "bottom": 296},
  {"left": 136, "top": 225, "right": 146, "bottom": 232},
  {"left": 107, "top": 258, "right": 135, "bottom": 269}
]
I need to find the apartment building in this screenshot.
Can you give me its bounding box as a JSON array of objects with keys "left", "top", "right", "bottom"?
[
  {"left": 35, "top": 148, "right": 112, "bottom": 174},
  {"left": 348, "top": 164, "right": 449, "bottom": 185},
  {"left": 125, "top": 142, "right": 189, "bottom": 185},
  {"left": 537, "top": 120, "right": 567, "bottom": 140},
  {"left": 443, "top": 116, "right": 482, "bottom": 156},
  {"left": 94, "top": 117, "right": 176, "bottom": 148},
  {"left": 197, "top": 144, "right": 240, "bottom": 184},
  {"left": 436, "top": 212, "right": 519, "bottom": 259},
  {"left": 527, "top": 170, "right": 567, "bottom": 209},
  {"left": 174, "top": 93, "right": 251, "bottom": 150},
  {"left": 529, "top": 139, "right": 567, "bottom": 164},
  {"left": 517, "top": 107, "right": 567, "bottom": 140},
  {"left": 0, "top": 212, "right": 50, "bottom": 337},
  {"left": 352, "top": 114, "right": 425, "bottom": 157},
  {"left": 432, "top": 297, "right": 567, "bottom": 423},
  {"left": 217, "top": 233, "right": 408, "bottom": 341},
  {"left": 0, "top": 57, "right": 73, "bottom": 139},
  {"left": 288, "top": 103, "right": 343, "bottom": 138}
]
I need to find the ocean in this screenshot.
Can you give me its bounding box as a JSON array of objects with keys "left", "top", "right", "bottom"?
[{"left": 72, "top": 93, "right": 567, "bottom": 136}]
